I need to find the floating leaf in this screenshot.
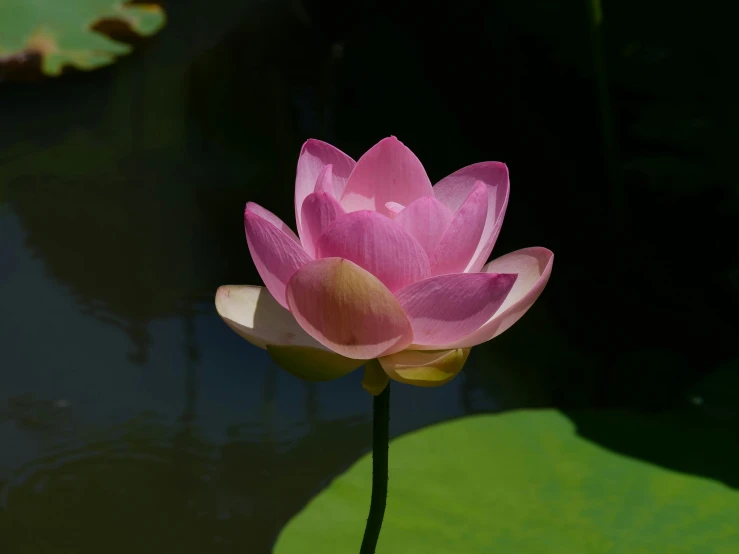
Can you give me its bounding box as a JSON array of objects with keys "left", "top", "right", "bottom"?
[
  {"left": 0, "top": 0, "right": 166, "bottom": 76},
  {"left": 275, "top": 410, "right": 739, "bottom": 553}
]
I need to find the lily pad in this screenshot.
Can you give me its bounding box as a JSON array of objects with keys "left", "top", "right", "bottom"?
[
  {"left": 275, "top": 410, "right": 739, "bottom": 553},
  {"left": 0, "top": 0, "right": 166, "bottom": 76}
]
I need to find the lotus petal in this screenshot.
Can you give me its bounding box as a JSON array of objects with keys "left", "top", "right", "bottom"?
[
  {"left": 245, "top": 203, "right": 311, "bottom": 308},
  {"left": 394, "top": 196, "right": 453, "bottom": 257},
  {"left": 439, "top": 247, "right": 554, "bottom": 348},
  {"left": 316, "top": 210, "right": 430, "bottom": 292},
  {"left": 395, "top": 272, "right": 517, "bottom": 346},
  {"left": 430, "top": 181, "right": 488, "bottom": 275},
  {"left": 340, "top": 137, "right": 433, "bottom": 217},
  {"left": 379, "top": 348, "right": 470, "bottom": 387},
  {"left": 286, "top": 258, "right": 413, "bottom": 359},
  {"left": 295, "top": 139, "right": 355, "bottom": 236},
  {"left": 433, "top": 162, "right": 510, "bottom": 272}
]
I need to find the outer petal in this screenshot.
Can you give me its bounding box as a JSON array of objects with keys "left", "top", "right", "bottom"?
[
  {"left": 295, "top": 139, "right": 355, "bottom": 236},
  {"left": 433, "top": 162, "right": 510, "bottom": 272},
  {"left": 267, "top": 345, "right": 362, "bottom": 381},
  {"left": 395, "top": 272, "right": 517, "bottom": 347},
  {"left": 215, "top": 285, "right": 320, "bottom": 349},
  {"left": 437, "top": 247, "right": 554, "bottom": 348},
  {"left": 247, "top": 202, "right": 300, "bottom": 244},
  {"left": 378, "top": 348, "right": 470, "bottom": 387},
  {"left": 215, "top": 285, "right": 361, "bottom": 380},
  {"left": 316, "top": 210, "right": 430, "bottom": 292},
  {"left": 300, "top": 190, "right": 346, "bottom": 258},
  {"left": 429, "top": 181, "right": 488, "bottom": 275},
  {"left": 245, "top": 203, "right": 312, "bottom": 308},
  {"left": 286, "top": 258, "right": 413, "bottom": 359},
  {"left": 340, "top": 137, "right": 434, "bottom": 217},
  {"left": 394, "top": 196, "right": 453, "bottom": 257}
]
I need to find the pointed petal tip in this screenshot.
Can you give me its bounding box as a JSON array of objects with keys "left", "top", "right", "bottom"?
[
  {"left": 314, "top": 164, "right": 334, "bottom": 193},
  {"left": 244, "top": 207, "right": 311, "bottom": 308},
  {"left": 396, "top": 271, "right": 518, "bottom": 347},
  {"left": 429, "top": 247, "right": 553, "bottom": 349},
  {"left": 300, "top": 137, "right": 329, "bottom": 153},
  {"left": 377, "top": 135, "right": 407, "bottom": 148},
  {"left": 340, "top": 136, "right": 432, "bottom": 215},
  {"left": 493, "top": 272, "right": 519, "bottom": 288},
  {"left": 472, "top": 179, "right": 488, "bottom": 194}
]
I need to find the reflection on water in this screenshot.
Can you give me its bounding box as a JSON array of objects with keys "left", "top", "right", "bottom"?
[
  {"left": 0, "top": 408, "right": 374, "bottom": 552},
  {"left": 0, "top": 204, "right": 467, "bottom": 550}
]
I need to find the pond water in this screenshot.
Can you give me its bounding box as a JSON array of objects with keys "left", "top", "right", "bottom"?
[{"left": 1, "top": 0, "right": 737, "bottom": 552}]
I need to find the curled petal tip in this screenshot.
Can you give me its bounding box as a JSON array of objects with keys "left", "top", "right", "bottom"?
[{"left": 300, "top": 138, "right": 324, "bottom": 152}]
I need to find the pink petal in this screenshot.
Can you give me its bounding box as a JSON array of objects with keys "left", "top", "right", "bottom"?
[
  {"left": 429, "top": 182, "right": 488, "bottom": 275},
  {"left": 300, "top": 190, "right": 346, "bottom": 258},
  {"left": 340, "top": 137, "right": 433, "bottom": 217},
  {"left": 245, "top": 203, "right": 312, "bottom": 309},
  {"left": 437, "top": 247, "right": 554, "bottom": 348},
  {"left": 314, "top": 164, "right": 334, "bottom": 194},
  {"left": 246, "top": 202, "right": 300, "bottom": 244},
  {"left": 286, "top": 258, "right": 413, "bottom": 359},
  {"left": 433, "top": 162, "right": 510, "bottom": 272},
  {"left": 295, "top": 139, "right": 355, "bottom": 236},
  {"left": 395, "top": 272, "right": 518, "bottom": 347},
  {"left": 315, "top": 210, "right": 430, "bottom": 292},
  {"left": 394, "top": 196, "right": 453, "bottom": 257}
]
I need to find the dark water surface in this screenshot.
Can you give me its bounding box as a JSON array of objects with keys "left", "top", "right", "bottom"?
[{"left": 1, "top": 0, "right": 738, "bottom": 552}]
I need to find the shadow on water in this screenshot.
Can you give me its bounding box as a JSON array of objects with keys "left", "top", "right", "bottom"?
[
  {"left": 0, "top": 412, "right": 373, "bottom": 553},
  {"left": 1, "top": 0, "right": 739, "bottom": 551},
  {"left": 0, "top": 0, "right": 315, "bottom": 357},
  {"left": 0, "top": 300, "right": 375, "bottom": 552}
]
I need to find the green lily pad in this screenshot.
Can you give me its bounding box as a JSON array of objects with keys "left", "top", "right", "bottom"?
[
  {"left": 275, "top": 410, "right": 739, "bottom": 553},
  {"left": 0, "top": 0, "right": 166, "bottom": 76}
]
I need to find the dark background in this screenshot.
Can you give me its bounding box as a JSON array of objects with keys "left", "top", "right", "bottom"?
[{"left": 0, "top": 0, "right": 737, "bottom": 552}]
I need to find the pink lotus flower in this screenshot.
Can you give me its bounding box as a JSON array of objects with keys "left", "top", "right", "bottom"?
[{"left": 216, "top": 137, "right": 553, "bottom": 392}]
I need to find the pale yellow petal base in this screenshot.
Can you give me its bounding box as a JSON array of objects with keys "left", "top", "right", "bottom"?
[
  {"left": 362, "top": 359, "right": 390, "bottom": 395},
  {"left": 267, "top": 345, "right": 363, "bottom": 382},
  {"left": 378, "top": 348, "right": 471, "bottom": 387}
]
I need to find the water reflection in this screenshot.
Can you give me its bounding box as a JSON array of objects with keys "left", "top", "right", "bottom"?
[{"left": 0, "top": 200, "right": 467, "bottom": 551}]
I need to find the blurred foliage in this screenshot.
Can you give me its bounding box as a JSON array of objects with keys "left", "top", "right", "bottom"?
[
  {"left": 276, "top": 409, "right": 739, "bottom": 554},
  {"left": 0, "top": 0, "right": 166, "bottom": 77}
]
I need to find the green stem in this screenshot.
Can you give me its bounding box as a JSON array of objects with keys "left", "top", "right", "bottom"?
[{"left": 359, "top": 382, "right": 390, "bottom": 554}]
